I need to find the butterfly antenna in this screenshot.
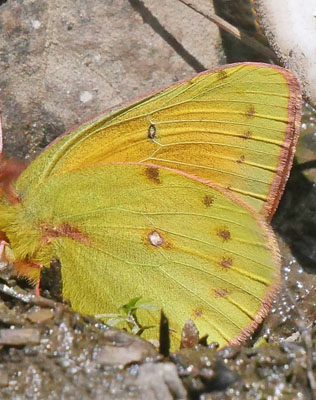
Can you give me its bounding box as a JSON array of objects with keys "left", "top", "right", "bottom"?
[{"left": 0, "top": 112, "right": 3, "bottom": 158}]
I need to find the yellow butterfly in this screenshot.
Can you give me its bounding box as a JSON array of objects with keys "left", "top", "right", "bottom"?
[{"left": 0, "top": 63, "right": 301, "bottom": 349}]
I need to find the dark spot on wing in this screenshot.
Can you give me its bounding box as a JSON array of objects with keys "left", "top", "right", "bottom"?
[
  {"left": 241, "top": 130, "right": 252, "bottom": 140},
  {"left": 41, "top": 223, "right": 90, "bottom": 245},
  {"left": 217, "top": 69, "right": 228, "bottom": 80},
  {"left": 203, "top": 195, "right": 214, "bottom": 207},
  {"left": 217, "top": 229, "right": 231, "bottom": 241},
  {"left": 145, "top": 167, "right": 161, "bottom": 184},
  {"left": 246, "top": 105, "right": 256, "bottom": 118},
  {"left": 214, "top": 288, "right": 230, "bottom": 298},
  {"left": 193, "top": 308, "right": 203, "bottom": 319},
  {"left": 236, "top": 155, "right": 245, "bottom": 164},
  {"left": 219, "top": 257, "right": 233, "bottom": 269},
  {"left": 148, "top": 124, "right": 156, "bottom": 139}
]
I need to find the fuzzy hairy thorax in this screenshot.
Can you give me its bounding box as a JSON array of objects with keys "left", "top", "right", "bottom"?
[{"left": 0, "top": 201, "right": 54, "bottom": 283}]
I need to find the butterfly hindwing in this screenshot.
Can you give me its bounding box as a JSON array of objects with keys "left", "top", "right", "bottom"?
[{"left": 13, "top": 163, "right": 280, "bottom": 348}]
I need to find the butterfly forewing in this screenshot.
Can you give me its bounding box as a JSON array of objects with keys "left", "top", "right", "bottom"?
[{"left": 16, "top": 63, "right": 301, "bottom": 218}]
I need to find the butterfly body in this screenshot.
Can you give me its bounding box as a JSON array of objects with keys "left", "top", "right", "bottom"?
[{"left": 0, "top": 63, "right": 301, "bottom": 349}]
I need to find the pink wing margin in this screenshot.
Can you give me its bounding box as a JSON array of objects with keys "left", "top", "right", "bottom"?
[{"left": 260, "top": 65, "right": 302, "bottom": 219}]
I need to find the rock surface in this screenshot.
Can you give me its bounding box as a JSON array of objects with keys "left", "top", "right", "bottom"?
[{"left": 0, "top": 0, "right": 220, "bottom": 159}]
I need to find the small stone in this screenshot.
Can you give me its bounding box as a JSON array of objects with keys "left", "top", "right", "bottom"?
[
  {"left": 0, "top": 371, "right": 8, "bottom": 387},
  {"left": 94, "top": 329, "right": 158, "bottom": 366},
  {"left": 80, "top": 91, "right": 93, "bottom": 103},
  {"left": 27, "top": 308, "right": 54, "bottom": 323},
  {"left": 0, "top": 329, "right": 40, "bottom": 346},
  {"left": 31, "top": 20, "right": 41, "bottom": 29}
]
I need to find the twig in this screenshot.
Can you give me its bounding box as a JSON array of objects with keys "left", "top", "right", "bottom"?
[
  {"left": 0, "top": 283, "right": 61, "bottom": 309},
  {"left": 177, "top": 0, "right": 277, "bottom": 62}
]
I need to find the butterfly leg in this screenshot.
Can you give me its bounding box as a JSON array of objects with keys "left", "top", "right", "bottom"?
[
  {"left": 24, "top": 262, "right": 43, "bottom": 296},
  {"left": 35, "top": 279, "right": 41, "bottom": 296},
  {"left": 12, "top": 258, "right": 43, "bottom": 295},
  {"left": 33, "top": 266, "right": 43, "bottom": 297},
  {"left": 0, "top": 240, "right": 17, "bottom": 269},
  {"left": 0, "top": 240, "right": 9, "bottom": 271},
  {"left": 0, "top": 237, "right": 43, "bottom": 295}
]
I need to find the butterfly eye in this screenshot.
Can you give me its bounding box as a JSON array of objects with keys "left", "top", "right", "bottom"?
[{"left": 147, "top": 124, "right": 156, "bottom": 139}]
